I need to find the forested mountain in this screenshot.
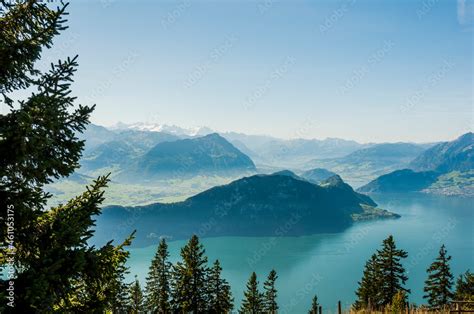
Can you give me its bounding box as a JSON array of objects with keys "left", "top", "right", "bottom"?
[
  {"left": 96, "top": 173, "right": 397, "bottom": 246},
  {"left": 119, "top": 133, "right": 256, "bottom": 181},
  {"left": 357, "top": 169, "right": 439, "bottom": 193}
]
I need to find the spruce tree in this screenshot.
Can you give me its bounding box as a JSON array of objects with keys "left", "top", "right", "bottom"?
[
  {"left": 171, "top": 235, "right": 209, "bottom": 313},
  {"left": 376, "top": 235, "right": 409, "bottom": 306},
  {"left": 263, "top": 269, "right": 278, "bottom": 313},
  {"left": 240, "top": 272, "right": 263, "bottom": 314},
  {"left": 129, "top": 275, "right": 144, "bottom": 314},
  {"left": 423, "top": 245, "right": 454, "bottom": 308},
  {"left": 146, "top": 238, "right": 172, "bottom": 313},
  {"left": 454, "top": 270, "right": 474, "bottom": 301},
  {"left": 354, "top": 254, "right": 381, "bottom": 309},
  {"left": 0, "top": 1, "right": 133, "bottom": 311},
  {"left": 308, "top": 295, "right": 319, "bottom": 314},
  {"left": 208, "top": 260, "right": 233, "bottom": 313}
]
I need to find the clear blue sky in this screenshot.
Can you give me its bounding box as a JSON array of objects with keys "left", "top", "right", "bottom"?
[{"left": 41, "top": 0, "right": 473, "bottom": 143}]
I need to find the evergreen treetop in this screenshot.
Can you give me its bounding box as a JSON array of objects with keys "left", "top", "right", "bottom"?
[
  {"left": 240, "top": 272, "right": 264, "bottom": 314},
  {"left": 171, "top": 235, "right": 209, "bottom": 313},
  {"left": 423, "top": 244, "right": 454, "bottom": 308},
  {"left": 376, "top": 235, "right": 409, "bottom": 305},
  {"left": 263, "top": 269, "right": 278, "bottom": 314},
  {"left": 146, "top": 238, "right": 172, "bottom": 313},
  {"left": 208, "top": 259, "right": 233, "bottom": 313},
  {"left": 0, "top": 1, "right": 133, "bottom": 312},
  {"left": 308, "top": 294, "right": 319, "bottom": 314}
]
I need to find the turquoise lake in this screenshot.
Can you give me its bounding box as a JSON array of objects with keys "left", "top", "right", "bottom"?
[{"left": 125, "top": 193, "right": 473, "bottom": 313}]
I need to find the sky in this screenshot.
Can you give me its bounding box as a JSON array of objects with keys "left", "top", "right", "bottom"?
[{"left": 34, "top": 0, "right": 474, "bottom": 142}]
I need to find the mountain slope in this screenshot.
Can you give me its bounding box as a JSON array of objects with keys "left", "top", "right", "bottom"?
[
  {"left": 122, "top": 133, "right": 256, "bottom": 181},
  {"left": 409, "top": 132, "right": 473, "bottom": 172},
  {"left": 96, "top": 173, "right": 397, "bottom": 246},
  {"left": 301, "top": 168, "right": 337, "bottom": 183},
  {"left": 309, "top": 143, "right": 429, "bottom": 187},
  {"left": 80, "top": 130, "right": 180, "bottom": 173},
  {"left": 357, "top": 169, "right": 439, "bottom": 193},
  {"left": 358, "top": 133, "right": 474, "bottom": 195}
]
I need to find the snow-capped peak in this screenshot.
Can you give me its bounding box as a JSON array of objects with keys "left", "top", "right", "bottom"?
[{"left": 110, "top": 122, "right": 213, "bottom": 137}]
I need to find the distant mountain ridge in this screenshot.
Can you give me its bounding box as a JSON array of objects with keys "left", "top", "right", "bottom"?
[
  {"left": 111, "top": 122, "right": 213, "bottom": 137},
  {"left": 409, "top": 132, "right": 473, "bottom": 172},
  {"left": 358, "top": 133, "right": 474, "bottom": 195},
  {"left": 357, "top": 169, "right": 439, "bottom": 193},
  {"left": 308, "top": 142, "right": 429, "bottom": 187},
  {"left": 301, "top": 168, "right": 337, "bottom": 183},
  {"left": 223, "top": 132, "right": 369, "bottom": 167},
  {"left": 120, "top": 133, "right": 256, "bottom": 181},
  {"left": 96, "top": 173, "right": 398, "bottom": 246}
]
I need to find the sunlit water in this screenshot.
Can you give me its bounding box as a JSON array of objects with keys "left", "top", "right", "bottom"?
[{"left": 125, "top": 193, "right": 473, "bottom": 313}]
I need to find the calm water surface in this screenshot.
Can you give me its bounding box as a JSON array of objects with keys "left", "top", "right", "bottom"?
[{"left": 126, "top": 193, "right": 473, "bottom": 313}]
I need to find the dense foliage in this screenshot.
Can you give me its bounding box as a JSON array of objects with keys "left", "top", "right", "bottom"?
[
  {"left": 423, "top": 245, "right": 454, "bottom": 308},
  {"left": 0, "top": 0, "right": 132, "bottom": 312},
  {"left": 354, "top": 235, "right": 409, "bottom": 309}
]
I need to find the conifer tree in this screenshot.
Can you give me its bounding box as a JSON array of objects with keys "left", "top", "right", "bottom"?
[
  {"left": 263, "top": 269, "right": 278, "bottom": 313},
  {"left": 423, "top": 245, "right": 454, "bottom": 308},
  {"left": 208, "top": 260, "right": 233, "bottom": 313},
  {"left": 240, "top": 272, "right": 264, "bottom": 314},
  {"left": 308, "top": 295, "right": 319, "bottom": 314},
  {"left": 0, "top": 1, "right": 133, "bottom": 311},
  {"left": 111, "top": 278, "right": 130, "bottom": 314},
  {"left": 454, "top": 270, "right": 474, "bottom": 301},
  {"left": 171, "top": 235, "right": 209, "bottom": 313},
  {"left": 129, "top": 275, "right": 144, "bottom": 314},
  {"left": 146, "top": 238, "right": 172, "bottom": 313},
  {"left": 376, "top": 235, "right": 409, "bottom": 306},
  {"left": 354, "top": 254, "right": 381, "bottom": 309}
]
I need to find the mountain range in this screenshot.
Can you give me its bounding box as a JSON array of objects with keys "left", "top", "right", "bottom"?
[
  {"left": 96, "top": 172, "right": 398, "bottom": 247},
  {"left": 222, "top": 132, "right": 370, "bottom": 167},
  {"left": 73, "top": 124, "right": 472, "bottom": 196},
  {"left": 358, "top": 133, "right": 473, "bottom": 196},
  {"left": 307, "top": 143, "right": 430, "bottom": 187}
]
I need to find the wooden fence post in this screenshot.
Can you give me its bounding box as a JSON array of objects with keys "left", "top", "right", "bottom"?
[{"left": 338, "top": 300, "right": 342, "bottom": 314}]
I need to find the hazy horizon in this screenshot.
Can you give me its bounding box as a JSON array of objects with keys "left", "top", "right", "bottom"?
[{"left": 95, "top": 120, "right": 471, "bottom": 145}]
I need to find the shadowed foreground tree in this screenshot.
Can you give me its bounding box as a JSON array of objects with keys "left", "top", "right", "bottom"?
[
  {"left": 240, "top": 272, "right": 264, "bottom": 314},
  {"left": 0, "top": 0, "right": 132, "bottom": 312},
  {"left": 208, "top": 260, "right": 233, "bottom": 313},
  {"left": 454, "top": 270, "right": 474, "bottom": 301},
  {"left": 354, "top": 236, "right": 409, "bottom": 310},
  {"left": 354, "top": 254, "right": 381, "bottom": 309},
  {"left": 146, "top": 238, "right": 172, "bottom": 313},
  {"left": 424, "top": 245, "right": 454, "bottom": 308},
  {"left": 129, "top": 275, "right": 144, "bottom": 313},
  {"left": 263, "top": 269, "right": 278, "bottom": 314},
  {"left": 171, "top": 235, "right": 209, "bottom": 313},
  {"left": 308, "top": 295, "right": 319, "bottom": 314},
  {"left": 376, "top": 235, "right": 409, "bottom": 306}
]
